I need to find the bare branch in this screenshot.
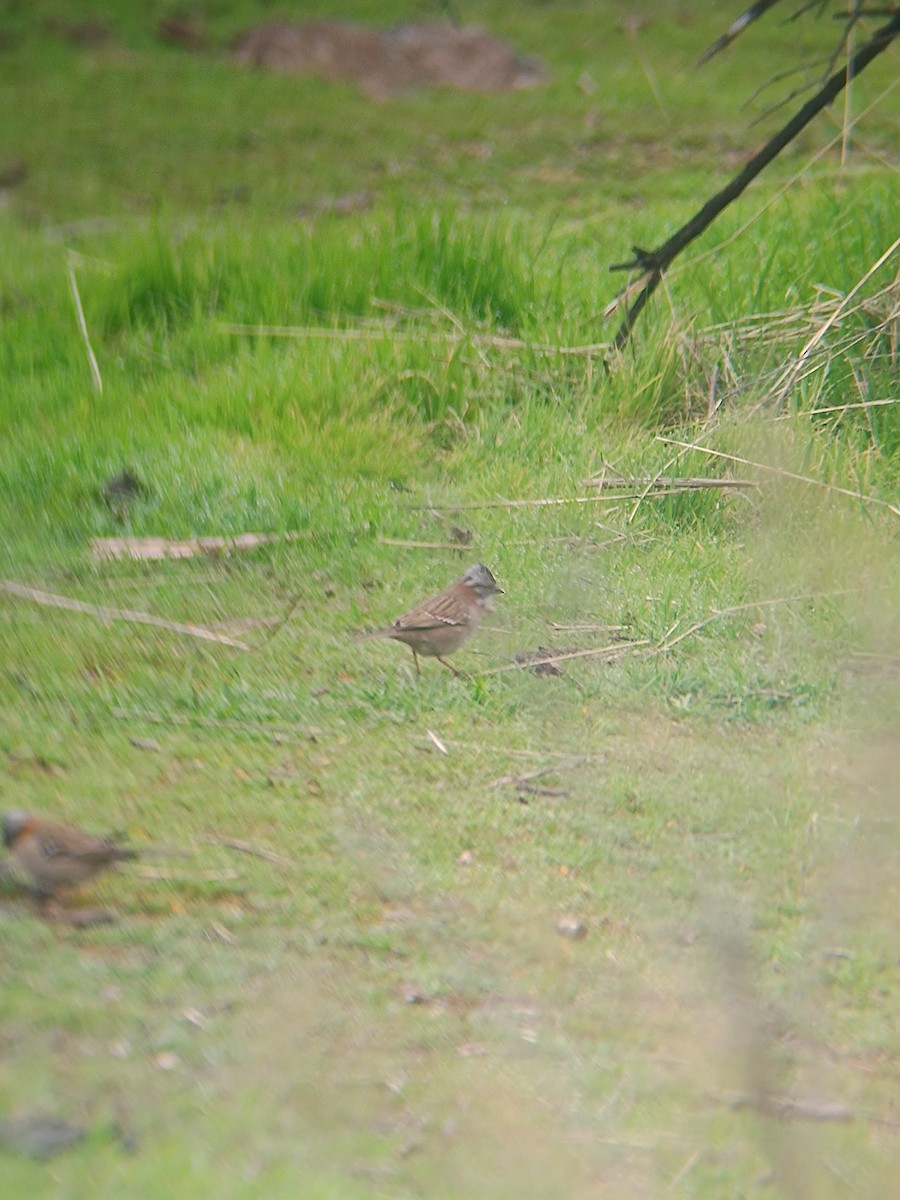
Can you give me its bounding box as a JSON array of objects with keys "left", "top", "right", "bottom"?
[
  {"left": 698, "top": 1, "right": 786, "bottom": 66},
  {"left": 610, "top": 11, "right": 900, "bottom": 352}
]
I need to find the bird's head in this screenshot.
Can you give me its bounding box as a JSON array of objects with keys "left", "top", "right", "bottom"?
[
  {"left": 461, "top": 563, "right": 504, "bottom": 600},
  {"left": 2, "top": 810, "right": 30, "bottom": 848}
]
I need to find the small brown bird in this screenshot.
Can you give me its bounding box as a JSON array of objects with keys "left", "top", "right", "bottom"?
[
  {"left": 360, "top": 563, "right": 503, "bottom": 674},
  {"left": 2, "top": 811, "right": 137, "bottom": 901}
]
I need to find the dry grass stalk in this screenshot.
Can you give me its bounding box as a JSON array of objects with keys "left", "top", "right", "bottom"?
[
  {"left": 198, "top": 836, "right": 296, "bottom": 869},
  {"left": 378, "top": 537, "right": 474, "bottom": 551},
  {"left": 218, "top": 321, "right": 608, "bottom": 358},
  {"left": 549, "top": 622, "right": 630, "bottom": 634},
  {"left": 726, "top": 1092, "right": 855, "bottom": 1123},
  {"left": 583, "top": 473, "right": 759, "bottom": 492},
  {"left": 488, "top": 762, "right": 582, "bottom": 790},
  {"left": 66, "top": 254, "right": 102, "bottom": 393},
  {"left": 669, "top": 1149, "right": 703, "bottom": 1189},
  {"left": 136, "top": 867, "right": 241, "bottom": 882},
  {"left": 208, "top": 921, "right": 237, "bottom": 943},
  {"left": 0, "top": 579, "right": 250, "bottom": 649},
  {"left": 654, "top": 589, "right": 860, "bottom": 654},
  {"left": 772, "top": 233, "right": 900, "bottom": 407},
  {"left": 794, "top": 398, "right": 899, "bottom": 418},
  {"left": 447, "top": 740, "right": 607, "bottom": 763},
  {"left": 657, "top": 436, "right": 900, "bottom": 517},
  {"left": 92, "top": 532, "right": 308, "bottom": 562},
  {"left": 692, "top": 270, "right": 898, "bottom": 401},
  {"left": 412, "top": 494, "right": 674, "bottom": 513},
  {"left": 208, "top": 616, "right": 282, "bottom": 631},
  {"left": 426, "top": 729, "right": 449, "bottom": 755}
]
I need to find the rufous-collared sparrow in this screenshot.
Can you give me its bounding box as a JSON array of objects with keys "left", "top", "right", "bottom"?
[
  {"left": 360, "top": 563, "right": 503, "bottom": 674},
  {"left": 2, "top": 811, "right": 137, "bottom": 901}
]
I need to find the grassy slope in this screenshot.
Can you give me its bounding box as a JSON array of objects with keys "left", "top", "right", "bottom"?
[{"left": 1, "top": 3, "right": 898, "bottom": 1197}]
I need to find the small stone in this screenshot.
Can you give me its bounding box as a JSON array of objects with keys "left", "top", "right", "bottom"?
[
  {"left": 153, "top": 1051, "right": 180, "bottom": 1071},
  {"left": 556, "top": 916, "right": 588, "bottom": 941},
  {"left": 457, "top": 850, "right": 474, "bottom": 867},
  {"left": 400, "top": 983, "right": 428, "bottom": 1005},
  {"left": 457, "top": 1042, "right": 487, "bottom": 1058},
  {"left": 128, "top": 736, "right": 161, "bottom": 752}
]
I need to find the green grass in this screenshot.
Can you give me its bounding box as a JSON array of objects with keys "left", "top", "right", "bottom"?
[{"left": 1, "top": 2, "right": 899, "bottom": 1196}]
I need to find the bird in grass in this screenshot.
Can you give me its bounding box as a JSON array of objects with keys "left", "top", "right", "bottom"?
[
  {"left": 359, "top": 563, "right": 503, "bottom": 675},
  {"left": 2, "top": 811, "right": 138, "bottom": 904}
]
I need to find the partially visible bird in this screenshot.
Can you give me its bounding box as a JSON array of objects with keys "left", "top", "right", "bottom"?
[
  {"left": 2, "top": 811, "right": 138, "bottom": 901},
  {"left": 359, "top": 563, "right": 503, "bottom": 675},
  {"left": 101, "top": 469, "right": 147, "bottom": 521}
]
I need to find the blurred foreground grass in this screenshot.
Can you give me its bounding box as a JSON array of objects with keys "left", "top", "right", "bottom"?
[{"left": 0, "top": 2, "right": 898, "bottom": 1196}]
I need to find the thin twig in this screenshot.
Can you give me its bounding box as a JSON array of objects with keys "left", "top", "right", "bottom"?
[
  {"left": 656, "top": 437, "right": 900, "bottom": 517},
  {"left": 67, "top": 255, "right": 102, "bottom": 393},
  {"left": 726, "top": 1091, "right": 855, "bottom": 1122},
  {"left": 243, "top": 589, "right": 305, "bottom": 653},
  {"left": 480, "top": 640, "right": 650, "bottom": 676},
  {"left": 218, "top": 322, "right": 608, "bottom": 358},
  {"left": 654, "top": 589, "right": 860, "bottom": 654},
  {"left": 560, "top": 73, "right": 898, "bottom": 260},
  {"left": 488, "top": 763, "right": 583, "bottom": 789},
  {"left": 198, "top": 836, "right": 296, "bottom": 869},
  {"left": 0, "top": 579, "right": 250, "bottom": 649}
]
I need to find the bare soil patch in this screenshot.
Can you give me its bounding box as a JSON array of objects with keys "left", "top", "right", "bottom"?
[{"left": 232, "top": 20, "right": 546, "bottom": 99}]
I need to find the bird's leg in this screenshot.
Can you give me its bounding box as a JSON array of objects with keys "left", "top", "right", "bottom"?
[
  {"left": 412, "top": 649, "right": 420, "bottom": 675},
  {"left": 437, "top": 657, "right": 461, "bottom": 677},
  {"left": 33, "top": 894, "right": 58, "bottom": 919}
]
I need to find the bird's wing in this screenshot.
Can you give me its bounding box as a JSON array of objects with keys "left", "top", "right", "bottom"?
[
  {"left": 39, "top": 824, "right": 133, "bottom": 864},
  {"left": 394, "top": 598, "right": 468, "bottom": 631}
]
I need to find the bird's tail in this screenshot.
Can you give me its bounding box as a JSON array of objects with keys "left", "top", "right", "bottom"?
[
  {"left": 353, "top": 627, "right": 391, "bottom": 642},
  {"left": 110, "top": 845, "right": 139, "bottom": 863}
]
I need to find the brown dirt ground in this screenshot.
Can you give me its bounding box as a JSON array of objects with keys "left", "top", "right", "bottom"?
[{"left": 231, "top": 20, "right": 546, "bottom": 100}]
